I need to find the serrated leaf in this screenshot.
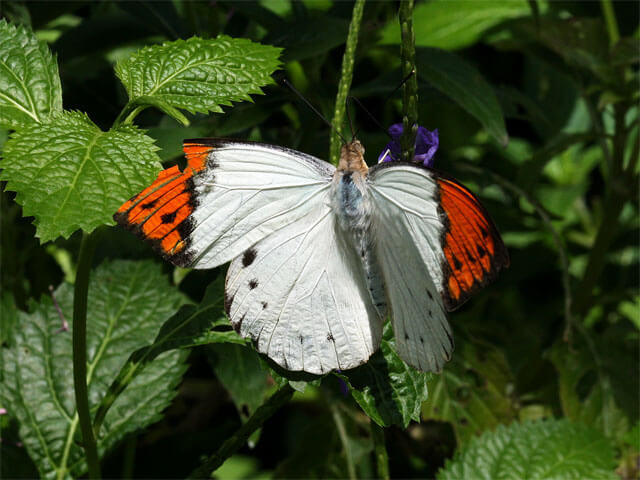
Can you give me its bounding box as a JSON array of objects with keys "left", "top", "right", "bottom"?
[
  {"left": 380, "top": 0, "right": 536, "bottom": 50},
  {"left": 422, "top": 340, "right": 517, "bottom": 446},
  {"left": 437, "top": 419, "right": 617, "bottom": 480},
  {"left": 0, "top": 260, "right": 187, "bottom": 479},
  {"left": 339, "top": 323, "right": 429, "bottom": 428},
  {"left": 0, "top": 111, "right": 161, "bottom": 242},
  {"left": 115, "top": 36, "right": 282, "bottom": 116},
  {"left": 93, "top": 276, "right": 245, "bottom": 432},
  {"left": 416, "top": 47, "right": 508, "bottom": 145},
  {"left": 0, "top": 19, "right": 63, "bottom": 129}
]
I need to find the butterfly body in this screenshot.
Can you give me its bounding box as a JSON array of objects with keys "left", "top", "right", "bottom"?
[
  {"left": 332, "top": 141, "right": 387, "bottom": 320},
  {"left": 115, "top": 138, "right": 509, "bottom": 374}
]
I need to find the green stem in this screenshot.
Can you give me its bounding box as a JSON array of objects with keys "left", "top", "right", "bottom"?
[
  {"left": 399, "top": 0, "right": 418, "bottom": 162},
  {"left": 600, "top": 0, "right": 620, "bottom": 46},
  {"left": 188, "top": 383, "right": 295, "bottom": 478},
  {"left": 574, "top": 104, "right": 631, "bottom": 314},
  {"left": 330, "top": 401, "right": 356, "bottom": 480},
  {"left": 72, "top": 231, "right": 101, "bottom": 479},
  {"left": 371, "top": 420, "right": 390, "bottom": 480},
  {"left": 329, "top": 0, "right": 366, "bottom": 165}
]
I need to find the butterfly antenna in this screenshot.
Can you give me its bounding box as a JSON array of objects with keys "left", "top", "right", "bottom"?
[
  {"left": 281, "top": 78, "right": 348, "bottom": 144},
  {"left": 383, "top": 69, "right": 415, "bottom": 105},
  {"left": 347, "top": 95, "right": 389, "bottom": 140}
]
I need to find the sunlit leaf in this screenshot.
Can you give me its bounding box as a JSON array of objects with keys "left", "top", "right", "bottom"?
[
  {"left": 0, "top": 260, "right": 187, "bottom": 478},
  {"left": 115, "top": 36, "right": 281, "bottom": 116},
  {"left": 0, "top": 111, "right": 161, "bottom": 242},
  {"left": 438, "top": 419, "right": 617, "bottom": 480},
  {"left": 0, "top": 19, "right": 62, "bottom": 129},
  {"left": 380, "top": 0, "right": 535, "bottom": 50}
]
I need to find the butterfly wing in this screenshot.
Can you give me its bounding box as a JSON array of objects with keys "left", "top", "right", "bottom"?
[
  {"left": 225, "top": 198, "right": 382, "bottom": 374},
  {"left": 368, "top": 162, "right": 508, "bottom": 371},
  {"left": 115, "top": 139, "right": 334, "bottom": 268}
]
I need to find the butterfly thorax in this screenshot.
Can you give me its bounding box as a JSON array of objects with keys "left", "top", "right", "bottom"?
[
  {"left": 331, "top": 140, "right": 387, "bottom": 319},
  {"left": 337, "top": 139, "right": 368, "bottom": 175}
]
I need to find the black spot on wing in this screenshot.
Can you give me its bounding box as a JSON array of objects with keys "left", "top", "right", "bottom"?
[
  {"left": 261, "top": 301, "right": 268, "bottom": 309},
  {"left": 161, "top": 211, "right": 177, "bottom": 224},
  {"left": 327, "top": 333, "right": 334, "bottom": 341},
  {"left": 242, "top": 248, "right": 257, "bottom": 267},
  {"left": 142, "top": 199, "right": 157, "bottom": 209},
  {"left": 248, "top": 279, "right": 258, "bottom": 290}
]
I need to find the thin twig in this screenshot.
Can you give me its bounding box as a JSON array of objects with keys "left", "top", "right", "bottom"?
[
  {"left": 188, "top": 383, "right": 295, "bottom": 478},
  {"left": 399, "top": 0, "right": 418, "bottom": 162},
  {"left": 329, "top": 0, "right": 366, "bottom": 164},
  {"left": 329, "top": 399, "right": 356, "bottom": 480},
  {"left": 49, "top": 285, "right": 69, "bottom": 333},
  {"left": 370, "top": 420, "right": 390, "bottom": 480}
]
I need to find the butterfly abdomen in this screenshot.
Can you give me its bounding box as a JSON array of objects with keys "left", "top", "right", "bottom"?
[{"left": 332, "top": 171, "right": 387, "bottom": 319}]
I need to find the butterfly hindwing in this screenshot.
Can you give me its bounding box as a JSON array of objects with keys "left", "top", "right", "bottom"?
[
  {"left": 225, "top": 200, "right": 382, "bottom": 375},
  {"left": 369, "top": 163, "right": 453, "bottom": 371},
  {"left": 114, "top": 139, "right": 334, "bottom": 269}
]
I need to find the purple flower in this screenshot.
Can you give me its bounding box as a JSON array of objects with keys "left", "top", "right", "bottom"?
[{"left": 377, "top": 123, "right": 439, "bottom": 167}]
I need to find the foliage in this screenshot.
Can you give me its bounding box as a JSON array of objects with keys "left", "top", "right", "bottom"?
[
  {"left": 438, "top": 419, "right": 617, "bottom": 480},
  {"left": 1, "top": 260, "right": 187, "bottom": 478},
  {"left": 0, "top": 1, "right": 637, "bottom": 479}
]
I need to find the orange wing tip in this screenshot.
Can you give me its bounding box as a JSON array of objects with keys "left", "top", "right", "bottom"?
[
  {"left": 183, "top": 142, "right": 214, "bottom": 172},
  {"left": 437, "top": 177, "right": 509, "bottom": 311}
]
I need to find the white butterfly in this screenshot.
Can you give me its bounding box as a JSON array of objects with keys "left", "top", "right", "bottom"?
[{"left": 115, "top": 138, "right": 509, "bottom": 374}]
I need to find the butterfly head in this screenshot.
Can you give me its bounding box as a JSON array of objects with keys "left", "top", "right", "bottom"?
[{"left": 338, "top": 139, "right": 368, "bottom": 174}]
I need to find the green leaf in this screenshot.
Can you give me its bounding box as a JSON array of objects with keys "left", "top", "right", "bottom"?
[
  {"left": 0, "top": 19, "right": 63, "bottom": 129},
  {"left": 0, "top": 260, "right": 187, "bottom": 479},
  {"left": 0, "top": 111, "right": 162, "bottom": 242},
  {"left": 437, "top": 419, "right": 617, "bottom": 480},
  {"left": 93, "top": 276, "right": 245, "bottom": 433},
  {"left": 264, "top": 16, "right": 349, "bottom": 62},
  {"left": 380, "top": 0, "right": 535, "bottom": 50},
  {"left": 422, "top": 341, "right": 517, "bottom": 446},
  {"left": 339, "top": 323, "right": 429, "bottom": 428},
  {"left": 115, "top": 36, "right": 282, "bottom": 116},
  {"left": 549, "top": 342, "right": 630, "bottom": 447},
  {"left": 207, "top": 343, "right": 271, "bottom": 421},
  {"left": 416, "top": 47, "right": 508, "bottom": 145}
]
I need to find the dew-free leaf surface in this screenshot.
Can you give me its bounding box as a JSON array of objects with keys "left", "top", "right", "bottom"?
[
  {"left": 0, "top": 111, "right": 161, "bottom": 242},
  {"left": 0, "top": 19, "right": 63, "bottom": 129},
  {"left": 115, "top": 36, "right": 281, "bottom": 116},
  {"left": 1, "top": 260, "right": 187, "bottom": 479},
  {"left": 416, "top": 47, "right": 508, "bottom": 145},
  {"left": 438, "top": 419, "right": 617, "bottom": 480},
  {"left": 340, "top": 324, "right": 430, "bottom": 428}
]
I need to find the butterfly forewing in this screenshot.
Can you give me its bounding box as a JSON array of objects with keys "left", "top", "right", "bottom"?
[{"left": 115, "top": 139, "right": 334, "bottom": 269}]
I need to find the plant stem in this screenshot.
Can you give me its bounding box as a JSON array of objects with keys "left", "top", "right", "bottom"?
[
  {"left": 574, "top": 103, "right": 632, "bottom": 314},
  {"left": 72, "top": 231, "right": 101, "bottom": 479},
  {"left": 188, "top": 383, "right": 295, "bottom": 478},
  {"left": 371, "top": 420, "right": 390, "bottom": 480},
  {"left": 399, "top": 0, "right": 418, "bottom": 162},
  {"left": 600, "top": 0, "right": 620, "bottom": 46},
  {"left": 329, "top": 400, "right": 356, "bottom": 480},
  {"left": 329, "top": 0, "right": 366, "bottom": 165}
]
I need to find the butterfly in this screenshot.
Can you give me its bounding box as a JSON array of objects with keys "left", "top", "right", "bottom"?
[{"left": 115, "top": 138, "right": 509, "bottom": 374}]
